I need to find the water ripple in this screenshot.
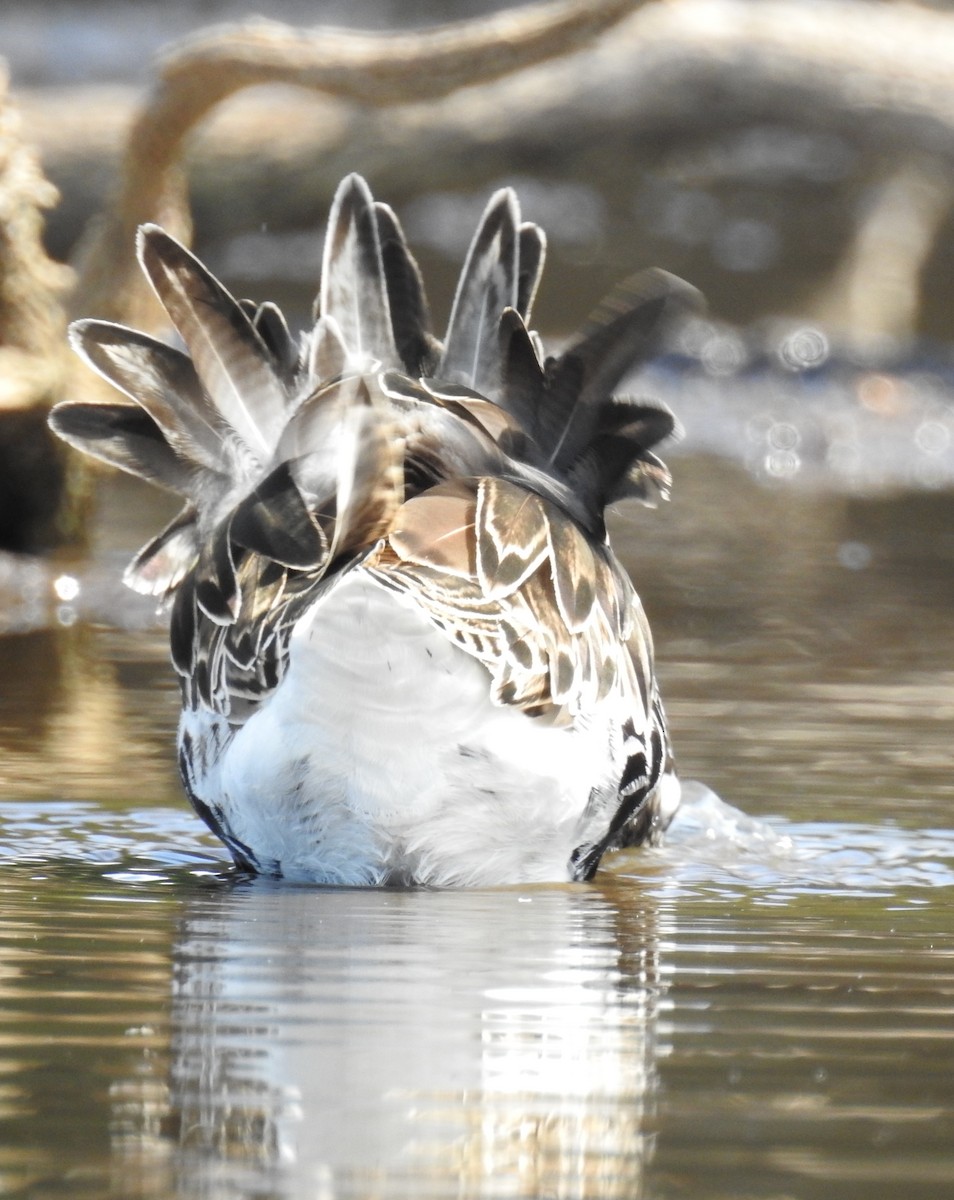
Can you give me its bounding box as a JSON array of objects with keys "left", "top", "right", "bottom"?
[
  {"left": 1, "top": 790, "right": 952, "bottom": 906},
  {"left": 0, "top": 799, "right": 227, "bottom": 876},
  {"left": 618, "top": 781, "right": 954, "bottom": 900}
]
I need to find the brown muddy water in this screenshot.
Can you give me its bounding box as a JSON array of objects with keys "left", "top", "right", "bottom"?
[{"left": 1, "top": 408, "right": 952, "bottom": 1200}]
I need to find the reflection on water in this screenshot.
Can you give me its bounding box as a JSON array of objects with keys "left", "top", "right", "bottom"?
[
  {"left": 139, "top": 884, "right": 660, "bottom": 1199},
  {"left": 0, "top": 792, "right": 953, "bottom": 1199},
  {"left": 0, "top": 457, "right": 952, "bottom": 1198}
]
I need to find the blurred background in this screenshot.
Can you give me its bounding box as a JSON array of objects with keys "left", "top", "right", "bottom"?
[
  {"left": 1, "top": 0, "right": 954, "bottom": 796},
  {"left": 12, "top": 0, "right": 954, "bottom": 340},
  {"left": 2, "top": 6, "right": 954, "bottom": 1199},
  {"left": 4, "top": 0, "right": 954, "bottom": 537},
  {"left": 7, "top": 0, "right": 954, "bottom": 325},
  {"left": 0, "top": 0, "right": 952, "bottom": 819}
]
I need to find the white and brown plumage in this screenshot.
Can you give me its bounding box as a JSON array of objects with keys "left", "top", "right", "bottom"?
[{"left": 50, "top": 174, "right": 699, "bottom": 886}]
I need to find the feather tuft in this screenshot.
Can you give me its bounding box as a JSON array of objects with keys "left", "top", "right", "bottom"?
[{"left": 50, "top": 172, "right": 696, "bottom": 883}]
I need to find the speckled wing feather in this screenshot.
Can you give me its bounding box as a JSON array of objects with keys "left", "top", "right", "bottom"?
[
  {"left": 172, "top": 375, "right": 405, "bottom": 720},
  {"left": 372, "top": 474, "right": 651, "bottom": 725},
  {"left": 474, "top": 478, "right": 549, "bottom": 598}
]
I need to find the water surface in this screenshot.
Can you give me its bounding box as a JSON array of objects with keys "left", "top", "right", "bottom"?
[{"left": 0, "top": 460, "right": 952, "bottom": 1199}]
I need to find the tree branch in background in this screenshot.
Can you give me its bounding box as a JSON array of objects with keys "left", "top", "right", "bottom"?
[{"left": 72, "top": 0, "right": 639, "bottom": 327}]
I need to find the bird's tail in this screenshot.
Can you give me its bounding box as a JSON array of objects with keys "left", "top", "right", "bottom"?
[{"left": 50, "top": 173, "right": 700, "bottom": 598}]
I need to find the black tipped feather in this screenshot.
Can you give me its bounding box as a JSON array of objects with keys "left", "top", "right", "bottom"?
[
  {"left": 123, "top": 504, "right": 199, "bottom": 598},
  {"left": 69, "top": 319, "right": 227, "bottom": 474},
  {"left": 374, "top": 201, "right": 435, "bottom": 376},
  {"left": 544, "top": 269, "right": 700, "bottom": 474},
  {"left": 497, "top": 307, "right": 546, "bottom": 438},
  {"left": 230, "top": 463, "right": 329, "bottom": 570},
  {"left": 568, "top": 398, "right": 679, "bottom": 511}
]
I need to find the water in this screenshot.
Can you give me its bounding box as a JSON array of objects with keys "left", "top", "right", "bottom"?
[
  {"left": 7, "top": 0, "right": 954, "bottom": 1190},
  {"left": 0, "top": 459, "right": 952, "bottom": 1199}
]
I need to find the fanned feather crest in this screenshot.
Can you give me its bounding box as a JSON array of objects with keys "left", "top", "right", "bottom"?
[
  {"left": 442, "top": 188, "right": 521, "bottom": 396},
  {"left": 319, "top": 174, "right": 398, "bottom": 368},
  {"left": 544, "top": 269, "right": 699, "bottom": 473},
  {"left": 69, "top": 320, "right": 225, "bottom": 473},
  {"left": 138, "top": 224, "right": 286, "bottom": 462},
  {"left": 51, "top": 171, "right": 697, "bottom": 883}
]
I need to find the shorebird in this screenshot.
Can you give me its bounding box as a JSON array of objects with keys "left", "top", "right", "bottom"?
[{"left": 51, "top": 173, "right": 699, "bottom": 886}]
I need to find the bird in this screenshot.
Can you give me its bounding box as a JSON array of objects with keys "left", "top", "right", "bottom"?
[{"left": 50, "top": 173, "right": 700, "bottom": 887}]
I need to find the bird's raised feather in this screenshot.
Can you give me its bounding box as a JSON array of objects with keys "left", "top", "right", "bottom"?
[{"left": 50, "top": 173, "right": 699, "bottom": 885}]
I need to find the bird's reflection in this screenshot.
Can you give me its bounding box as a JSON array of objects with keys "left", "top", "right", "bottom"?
[{"left": 117, "top": 877, "right": 663, "bottom": 1198}]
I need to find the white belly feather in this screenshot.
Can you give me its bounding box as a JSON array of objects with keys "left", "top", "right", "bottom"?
[{"left": 182, "top": 571, "right": 624, "bottom": 886}]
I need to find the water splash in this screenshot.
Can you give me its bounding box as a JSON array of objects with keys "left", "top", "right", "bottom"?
[{"left": 632, "top": 780, "right": 954, "bottom": 900}]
